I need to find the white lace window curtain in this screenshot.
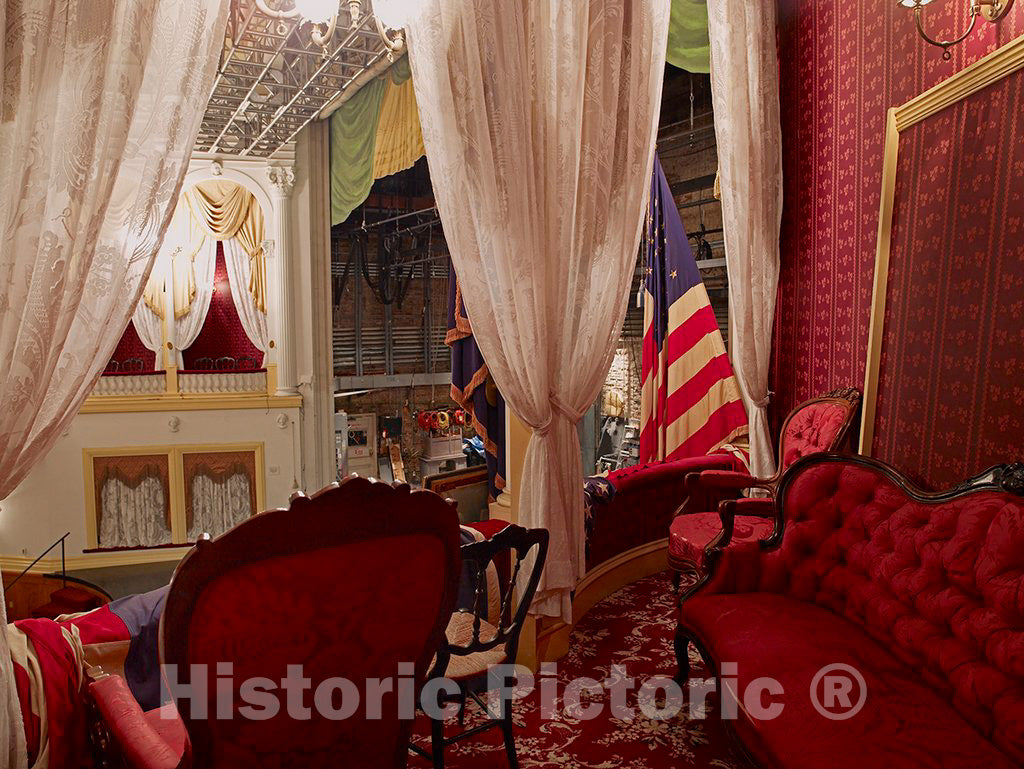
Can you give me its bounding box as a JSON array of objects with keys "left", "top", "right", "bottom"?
[
  {"left": 395, "top": 0, "right": 669, "bottom": 621},
  {"left": 98, "top": 477, "right": 173, "bottom": 548},
  {"left": 0, "top": 1, "right": 228, "bottom": 766},
  {"left": 187, "top": 472, "right": 255, "bottom": 541},
  {"left": 707, "top": 0, "right": 783, "bottom": 478},
  {"left": 224, "top": 238, "right": 270, "bottom": 362}
]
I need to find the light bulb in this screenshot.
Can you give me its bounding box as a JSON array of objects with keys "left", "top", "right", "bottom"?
[
  {"left": 293, "top": 0, "right": 338, "bottom": 23},
  {"left": 372, "top": 0, "right": 421, "bottom": 29}
]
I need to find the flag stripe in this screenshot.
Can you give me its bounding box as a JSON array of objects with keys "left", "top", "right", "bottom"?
[
  {"left": 667, "top": 400, "right": 749, "bottom": 460},
  {"left": 664, "top": 353, "right": 738, "bottom": 425},
  {"left": 638, "top": 153, "right": 747, "bottom": 464}
]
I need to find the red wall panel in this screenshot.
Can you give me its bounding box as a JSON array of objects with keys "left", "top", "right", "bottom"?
[
  {"left": 772, "top": 0, "right": 1023, "bottom": 480},
  {"left": 872, "top": 71, "right": 1024, "bottom": 488}
]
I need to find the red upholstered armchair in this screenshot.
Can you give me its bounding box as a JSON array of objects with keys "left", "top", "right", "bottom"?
[
  {"left": 668, "top": 388, "right": 860, "bottom": 586},
  {"left": 87, "top": 477, "right": 462, "bottom": 769}
]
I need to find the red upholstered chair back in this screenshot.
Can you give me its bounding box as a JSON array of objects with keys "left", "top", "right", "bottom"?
[
  {"left": 766, "top": 456, "right": 1024, "bottom": 762},
  {"left": 776, "top": 387, "right": 860, "bottom": 473},
  {"left": 160, "top": 477, "right": 462, "bottom": 769}
]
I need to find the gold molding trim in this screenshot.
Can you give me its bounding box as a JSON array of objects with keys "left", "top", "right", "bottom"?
[
  {"left": 1, "top": 547, "right": 190, "bottom": 573},
  {"left": 860, "top": 33, "right": 1024, "bottom": 455},
  {"left": 80, "top": 393, "right": 302, "bottom": 414}
]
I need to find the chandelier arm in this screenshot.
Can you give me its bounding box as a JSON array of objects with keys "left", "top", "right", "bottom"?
[
  {"left": 914, "top": 5, "right": 979, "bottom": 55},
  {"left": 374, "top": 14, "right": 406, "bottom": 54},
  {"left": 254, "top": 0, "right": 301, "bottom": 19},
  {"left": 310, "top": 14, "right": 339, "bottom": 48}
]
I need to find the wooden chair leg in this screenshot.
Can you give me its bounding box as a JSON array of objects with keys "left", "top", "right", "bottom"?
[
  {"left": 674, "top": 626, "right": 692, "bottom": 684},
  {"left": 672, "top": 570, "right": 681, "bottom": 594},
  {"left": 500, "top": 700, "right": 519, "bottom": 769},
  {"left": 430, "top": 714, "right": 445, "bottom": 769},
  {"left": 457, "top": 686, "right": 467, "bottom": 726}
]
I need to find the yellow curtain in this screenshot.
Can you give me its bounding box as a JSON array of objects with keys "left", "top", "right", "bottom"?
[
  {"left": 372, "top": 76, "right": 425, "bottom": 179},
  {"left": 183, "top": 180, "right": 267, "bottom": 313}
]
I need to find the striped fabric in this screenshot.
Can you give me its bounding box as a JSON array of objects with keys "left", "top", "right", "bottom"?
[{"left": 639, "top": 155, "right": 747, "bottom": 463}]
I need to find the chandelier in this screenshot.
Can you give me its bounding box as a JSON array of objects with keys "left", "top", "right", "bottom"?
[
  {"left": 899, "top": 0, "right": 1015, "bottom": 59},
  {"left": 254, "top": 0, "right": 404, "bottom": 57}
]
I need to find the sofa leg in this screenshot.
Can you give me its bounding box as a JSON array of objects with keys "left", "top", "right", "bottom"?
[{"left": 673, "top": 626, "right": 691, "bottom": 684}]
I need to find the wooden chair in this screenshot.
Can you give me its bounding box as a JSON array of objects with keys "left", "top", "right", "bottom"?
[
  {"left": 413, "top": 524, "right": 549, "bottom": 769},
  {"left": 192, "top": 357, "right": 214, "bottom": 371},
  {"left": 668, "top": 387, "right": 861, "bottom": 589},
  {"left": 87, "top": 477, "right": 462, "bottom": 769}
]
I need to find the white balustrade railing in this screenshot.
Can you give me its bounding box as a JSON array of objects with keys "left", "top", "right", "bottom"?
[
  {"left": 178, "top": 370, "right": 267, "bottom": 394},
  {"left": 93, "top": 373, "right": 166, "bottom": 396}
]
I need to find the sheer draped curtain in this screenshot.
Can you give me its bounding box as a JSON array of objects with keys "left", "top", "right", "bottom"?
[
  {"left": 224, "top": 239, "right": 270, "bottom": 360},
  {"left": 398, "top": 0, "right": 669, "bottom": 620},
  {"left": 707, "top": 0, "right": 783, "bottom": 478},
  {"left": 173, "top": 234, "right": 218, "bottom": 366},
  {"left": 0, "top": 1, "right": 227, "bottom": 766}
]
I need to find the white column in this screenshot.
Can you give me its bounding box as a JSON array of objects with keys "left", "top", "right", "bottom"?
[{"left": 266, "top": 164, "right": 298, "bottom": 396}]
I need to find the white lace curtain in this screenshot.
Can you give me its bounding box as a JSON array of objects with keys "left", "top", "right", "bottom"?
[
  {"left": 398, "top": 0, "right": 669, "bottom": 620},
  {"left": 224, "top": 238, "right": 270, "bottom": 363},
  {"left": 0, "top": 1, "right": 228, "bottom": 766},
  {"left": 187, "top": 472, "right": 256, "bottom": 541},
  {"left": 98, "top": 477, "right": 173, "bottom": 549},
  {"left": 707, "top": 0, "right": 783, "bottom": 478}
]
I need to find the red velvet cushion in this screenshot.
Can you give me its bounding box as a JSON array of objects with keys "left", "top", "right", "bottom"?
[
  {"left": 183, "top": 535, "right": 447, "bottom": 768},
  {"left": 588, "top": 454, "right": 740, "bottom": 569},
  {"left": 716, "top": 460, "right": 1024, "bottom": 763},
  {"left": 679, "top": 592, "right": 1018, "bottom": 769},
  {"left": 780, "top": 401, "right": 849, "bottom": 469},
  {"left": 669, "top": 513, "right": 773, "bottom": 569}
]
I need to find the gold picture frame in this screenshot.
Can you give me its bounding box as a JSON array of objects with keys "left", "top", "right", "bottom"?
[{"left": 859, "top": 34, "right": 1024, "bottom": 455}]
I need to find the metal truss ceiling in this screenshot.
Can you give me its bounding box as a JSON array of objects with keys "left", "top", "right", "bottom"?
[{"left": 196, "top": 0, "right": 392, "bottom": 158}]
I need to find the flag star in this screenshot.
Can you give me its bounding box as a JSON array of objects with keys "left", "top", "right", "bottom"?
[
  {"left": 646, "top": 267, "right": 653, "bottom": 275},
  {"left": 670, "top": 270, "right": 678, "bottom": 279}
]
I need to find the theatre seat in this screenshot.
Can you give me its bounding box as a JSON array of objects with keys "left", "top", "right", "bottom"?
[
  {"left": 88, "top": 477, "right": 461, "bottom": 769},
  {"left": 668, "top": 388, "right": 860, "bottom": 578}
]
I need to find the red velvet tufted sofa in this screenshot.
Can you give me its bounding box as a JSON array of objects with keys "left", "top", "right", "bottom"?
[
  {"left": 585, "top": 452, "right": 745, "bottom": 570},
  {"left": 676, "top": 453, "right": 1024, "bottom": 769}
]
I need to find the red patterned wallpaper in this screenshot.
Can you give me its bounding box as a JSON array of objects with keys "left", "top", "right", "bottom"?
[
  {"left": 771, "top": 1, "right": 1024, "bottom": 473},
  {"left": 873, "top": 72, "right": 1024, "bottom": 488}
]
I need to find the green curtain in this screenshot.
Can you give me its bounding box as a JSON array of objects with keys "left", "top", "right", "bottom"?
[
  {"left": 329, "top": 76, "right": 388, "bottom": 226},
  {"left": 328, "top": 56, "right": 414, "bottom": 227},
  {"left": 666, "top": 0, "right": 710, "bottom": 74}
]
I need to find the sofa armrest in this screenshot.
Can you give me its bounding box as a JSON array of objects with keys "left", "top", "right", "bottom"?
[
  {"left": 730, "top": 497, "right": 776, "bottom": 517},
  {"left": 89, "top": 674, "right": 183, "bottom": 769},
  {"left": 686, "top": 469, "right": 759, "bottom": 492}
]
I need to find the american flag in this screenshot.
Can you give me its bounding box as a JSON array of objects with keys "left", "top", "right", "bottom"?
[{"left": 638, "top": 155, "right": 747, "bottom": 463}]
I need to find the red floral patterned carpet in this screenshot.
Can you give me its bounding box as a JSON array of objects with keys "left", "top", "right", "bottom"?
[{"left": 410, "top": 571, "right": 742, "bottom": 768}]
